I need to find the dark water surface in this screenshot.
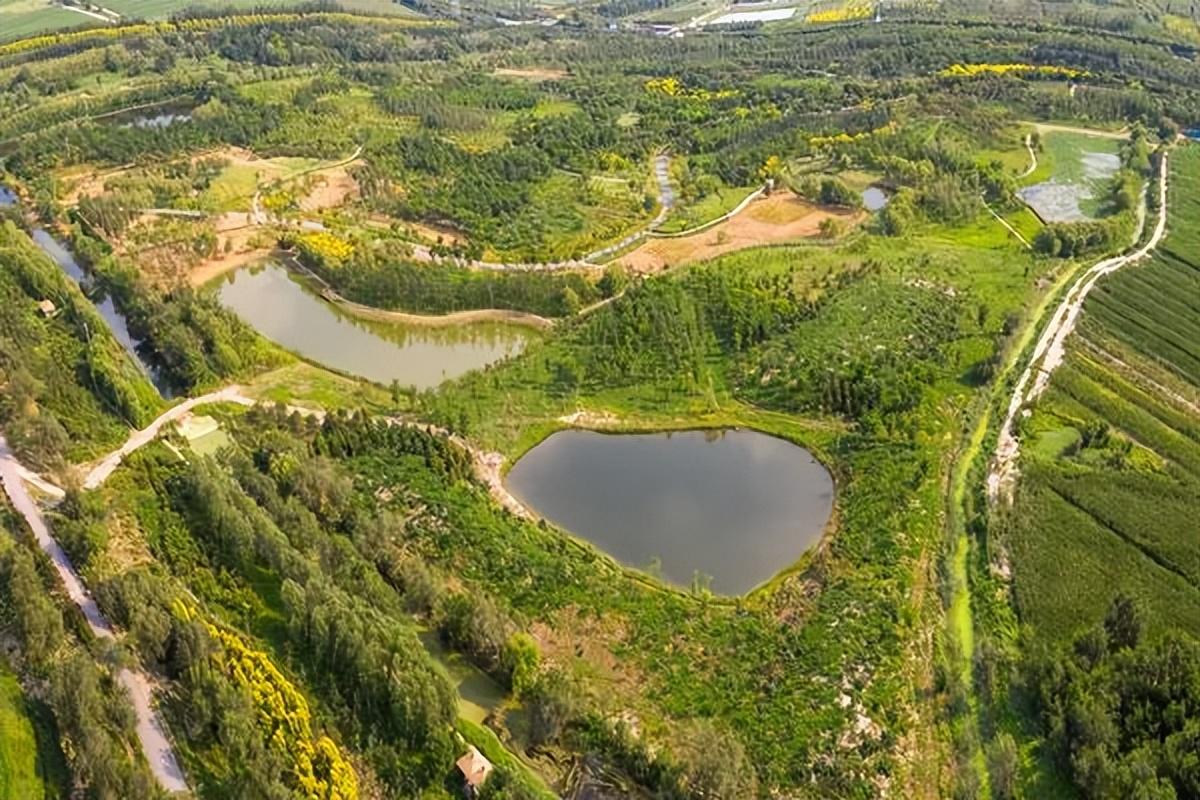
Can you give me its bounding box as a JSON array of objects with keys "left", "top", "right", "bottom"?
[
  {"left": 217, "top": 263, "right": 528, "bottom": 388},
  {"left": 505, "top": 429, "right": 834, "bottom": 595}
]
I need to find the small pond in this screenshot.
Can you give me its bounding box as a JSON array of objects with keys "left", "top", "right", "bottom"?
[
  {"left": 505, "top": 429, "right": 834, "bottom": 595},
  {"left": 0, "top": 185, "right": 16, "bottom": 206},
  {"left": 217, "top": 263, "right": 528, "bottom": 388},
  {"left": 861, "top": 186, "right": 889, "bottom": 211}
]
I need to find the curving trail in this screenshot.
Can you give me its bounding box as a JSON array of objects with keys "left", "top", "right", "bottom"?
[
  {"left": 1018, "top": 133, "right": 1038, "bottom": 179},
  {"left": 0, "top": 437, "right": 189, "bottom": 793},
  {"left": 82, "top": 386, "right": 254, "bottom": 489},
  {"left": 987, "top": 152, "right": 1169, "bottom": 504}
]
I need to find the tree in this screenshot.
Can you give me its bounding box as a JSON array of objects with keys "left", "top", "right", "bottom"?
[
  {"left": 818, "top": 177, "right": 860, "bottom": 208},
  {"left": 502, "top": 633, "right": 540, "bottom": 698},
  {"left": 1104, "top": 593, "right": 1142, "bottom": 652},
  {"left": 526, "top": 669, "right": 577, "bottom": 746},
  {"left": 437, "top": 592, "right": 512, "bottom": 673},
  {"left": 818, "top": 217, "right": 843, "bottom": 238},
  {"left": 0, "top": 548, "right": 64, "bottom": 669},
  {"left": 560, "top": 286, "right": 582, "bottom": 315},
  {"left": 598, "top": 263, "right": 629, "bottom": 298},
  {"left": 987, "top": 733, "right": 1018, "bottom": 800},
  {"left": 677, "top": 719, "right": 758, "bottom": 799},
  {"left": 291, "top": 457, "right": 353, "bottom": 524}
]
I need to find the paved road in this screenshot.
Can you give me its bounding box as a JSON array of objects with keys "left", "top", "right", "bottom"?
[
  {"left": 987, "top": 152, "right": 1169, "bottom": 504},
  {"left": 0, "top": 436, "right": 189, "bottom": 793}
]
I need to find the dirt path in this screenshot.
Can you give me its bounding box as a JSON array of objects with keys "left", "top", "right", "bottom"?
[
  {"left": 984, "top": 202, "right": 1032, "bottom": 249},
  {"left": 325, "top": 294, "right": 554, "bottom": 330},
  {"left": 1027, "top": 121, "right": 1132, "bottom": 141},
  {"left": 82, "top": 386, "right": 255, "bottom": 489},
  {"left": 987, "top": 151, "right": 1169, "bottom": 504},
  {"left": 0, "top": 437, "right": 189, "bottom": 794},
  {"left": 1018, "top": 133, "right": 1037, "bottom": 179}
]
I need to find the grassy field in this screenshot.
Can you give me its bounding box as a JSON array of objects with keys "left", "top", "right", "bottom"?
[
  {"left": 0, "top": 0, "right": 86, "bottom": 42},
  {"left": 0, "top": 0, "right": 418, "bottom": 43},
  {"left": 1007, "top": 144, "right": 1200, "bottom": 645},
  {"left": 1029, "top": 130, "right": 1122, "bottom": 184},
  {"left": 0, "top": 663, "right": 68, "bottom": 800},
  {"left": 656, "top": 184, "right": 760, "bottom": 233}
]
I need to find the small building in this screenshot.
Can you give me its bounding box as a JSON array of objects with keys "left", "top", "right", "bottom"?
[
  {"left": 37, "top": 299, "right": 56, "bottom": 317},
  {"left": 455, "top": 746, "right": 493, "bottom": 797}
]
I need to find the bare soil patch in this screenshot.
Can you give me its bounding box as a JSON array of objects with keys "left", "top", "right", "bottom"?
[
  {"left": 493, "top": 66, "right": 568, "bottom": 81},
  {"left": 407, "top": 219, "right": 466, "bottom": 246},
  {"left": 298, "top": 166, "right": 359, "bottom": 212},
  {"left": 618, "top": 191, "right": 864, "bottom": 273},
  {"left": 60, "top": 163, "right": 133, "bottom": 205}
]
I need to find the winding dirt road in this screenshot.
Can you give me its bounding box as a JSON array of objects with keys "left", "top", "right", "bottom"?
[
  {"left": 0, "top": 437, "right": 190, "bottom": 793},
  {"left": 82, "top": 386, "right": 254, "bottom": 489},
  {"left": 987, "top": 152, "right": 1169, "bottom": 504}
]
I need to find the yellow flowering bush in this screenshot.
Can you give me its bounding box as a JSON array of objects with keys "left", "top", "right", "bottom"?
[
  {"left": 808, "top": 122, "right": 896, "bottom": 149},
  {"left": 296, "top": 232, "right": 354, "bottom": 267},
  {"left": 938, "top": 63, "right": 1088, "bottom": 79},
  {"left": 806, "top": 0, "right": 873, "bottom": 24},
  {"left": 0, "top": 13, "right": 430, "bottom": 60},
  {"left": 205, "top": 623, "right": 359, "bottom": 800},
  {"left": 644, "top": 77, "right": 738, "bottom": 102},
  {"left": 173, "top": 603, "right": 358, "bottom": 800}
]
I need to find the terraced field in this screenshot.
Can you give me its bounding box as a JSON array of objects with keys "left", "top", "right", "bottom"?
[{"left": 1008, "top": 144, "right": 1200, "bottom": 645}]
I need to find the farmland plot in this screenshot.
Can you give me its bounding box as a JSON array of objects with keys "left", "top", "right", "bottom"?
[{"left": 1007, "top": 144, "right": 1200, "bottom": 646}]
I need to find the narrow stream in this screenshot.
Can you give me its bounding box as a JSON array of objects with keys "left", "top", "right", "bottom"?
[
  {"left": 2, "top": 186, "right": 173, "bottom": 397},
  {"left": 31, "top": 228, "right": 175, "bottom": 397}
]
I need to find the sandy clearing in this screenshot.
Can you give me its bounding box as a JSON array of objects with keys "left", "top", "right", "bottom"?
[
  {"left": 619, "top": 192, "right": 863, "bottom": 273},
  {"left": 60, "top": 163, "right": 135, "bottom": 205},
  {"left": 119, "top": 213, "right": 268, "bottom": 288},
  {"left": 408, "top": 219, "right": 466, "bottom": 246},
  {"left": 493, "top": 66, "right": 568, "bottom": 80},
  {"left": 298, "top": 168, "right": 358, "bottom": 212},
  {"left": 1029, "top": 122, "right": 1131, "bottom": 141},
  {"left": 61, "top": 146, "right": 340, "bottom": 209}
]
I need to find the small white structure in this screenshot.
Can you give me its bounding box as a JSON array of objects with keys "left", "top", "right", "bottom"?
[{"left": 455, "top": 746, "right": 493, "bottom": 797}]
